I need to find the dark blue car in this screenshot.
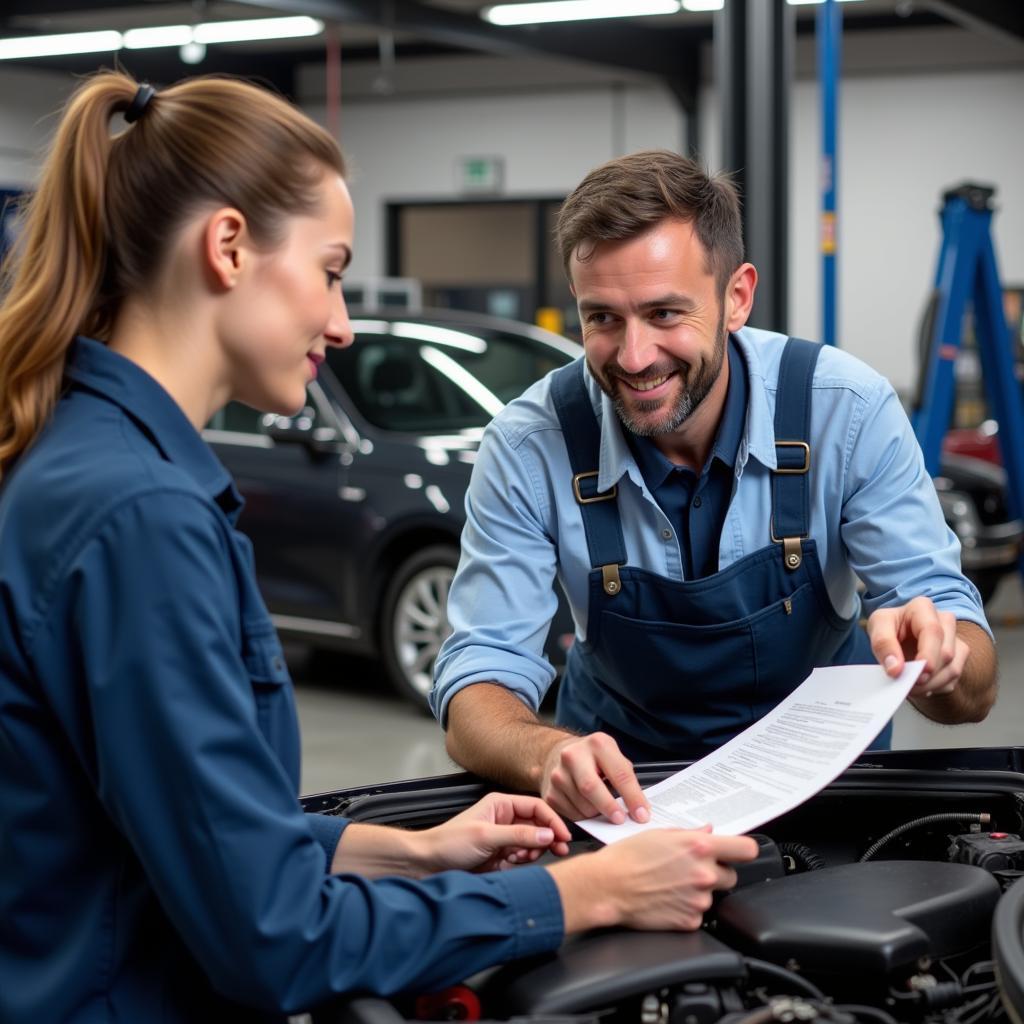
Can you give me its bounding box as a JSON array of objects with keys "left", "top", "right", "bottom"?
[{"left": 205, "top": 309, "right": 580, "bottom": 707}]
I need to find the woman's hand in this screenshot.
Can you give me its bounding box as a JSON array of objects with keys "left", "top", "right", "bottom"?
[
  {"left": 548, "top": 826, "right": 760, "bottom": 933},
  {"left": 415, "top": 792, "right": 572, "bottom": 874}
]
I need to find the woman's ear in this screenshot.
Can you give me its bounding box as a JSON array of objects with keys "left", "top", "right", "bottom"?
[{"left": 203, "top": 208, "right": 249, "bottom": 291}]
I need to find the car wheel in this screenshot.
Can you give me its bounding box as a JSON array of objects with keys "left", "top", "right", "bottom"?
[
  {"left": 380, "top": 545, "right": 459, "bottom": 710},
  {"left": 966, "top": 568, "right": 1001, "bottom": 606}
]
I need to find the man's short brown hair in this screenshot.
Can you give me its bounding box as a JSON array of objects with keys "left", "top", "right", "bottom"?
[{"left": 556, "top": 150, "right": 744, "bottom": 293}]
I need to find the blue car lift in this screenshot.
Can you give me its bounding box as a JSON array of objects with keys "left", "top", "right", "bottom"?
[{"left": 913, "top": 183, "right": 1024, "bottom": 576}]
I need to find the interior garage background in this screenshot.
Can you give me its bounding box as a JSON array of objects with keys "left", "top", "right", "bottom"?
[{"left": 1, "top": 17, "right": 1022, "bottom": 394}]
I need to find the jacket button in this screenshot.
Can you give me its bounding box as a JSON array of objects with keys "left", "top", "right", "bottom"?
[
  {"left": 661, "top": 528, "right": 672, "bottom": 540},
  {"left": 273, "top": 656, "right": 285, "bottom": 672}
]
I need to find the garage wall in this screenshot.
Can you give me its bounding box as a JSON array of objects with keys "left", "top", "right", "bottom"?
[
  {"left": 0, "top": 67, "right": 74, "bottom": 184},
  {"left": 2, "top": 53, "right": 1024, "bottom": 393},
  {"left": 331, "top": 64, "right": 1024, "bottom": 393},
  {"left": 306, "top": 81, "right": 685, "bottom": 298},
  {"left": 785, "top": 67, "right": 1024, "bottom": 392}
]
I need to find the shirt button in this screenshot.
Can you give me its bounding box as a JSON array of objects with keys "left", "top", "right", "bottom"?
[
  {"left": 273, "top": 656, "right": 285, "bottom": 672},
  {"left": 526, "top": 918, "right": 536, "bottom": 929},
  {"left": 693, "top": 495, "right": 703, "bottom": 508},
  {"left": 661, "top": 528, "right": 673, "bottom": 540}
]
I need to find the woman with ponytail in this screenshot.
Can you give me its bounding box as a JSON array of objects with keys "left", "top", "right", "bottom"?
[{"left": 0, "top": 72, "right": 756, "bottom": 1023}]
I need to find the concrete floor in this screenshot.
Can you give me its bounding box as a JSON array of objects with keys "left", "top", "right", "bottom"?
[{"left": 293, "top": 575, "right": 1024, "bottom": 797}]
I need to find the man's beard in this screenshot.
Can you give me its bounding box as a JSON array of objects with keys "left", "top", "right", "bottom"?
[{"left": 591, "top": 308, "right": 728, "bottom": 438}]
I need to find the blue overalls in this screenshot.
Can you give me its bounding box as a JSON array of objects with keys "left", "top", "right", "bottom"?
[{"left": 550, "top": 338, "right": 889, "bottom": 763}]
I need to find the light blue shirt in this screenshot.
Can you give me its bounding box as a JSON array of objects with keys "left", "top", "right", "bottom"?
[{"left": 431, "top": 327, "right": 990, "bottom": 725}]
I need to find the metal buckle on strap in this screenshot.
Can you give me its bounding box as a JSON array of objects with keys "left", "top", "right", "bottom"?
[
  {"left": 602, "top": 564, "right": 622, "bottom": 596},
  {"left": 573, "top": 471, "right": 618, "bottom": 505},
  {"left": 770, "top": 519, "right": 805, "bottom": 571},
  {"left": 774, "top": 441, "right": 811, "bottom": 475}
]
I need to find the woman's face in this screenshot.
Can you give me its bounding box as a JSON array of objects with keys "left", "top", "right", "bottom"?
[{"left": 222, "top": 171, "right": 355, "bottom": 415}]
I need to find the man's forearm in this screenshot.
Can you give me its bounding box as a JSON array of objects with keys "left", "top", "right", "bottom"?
[
  {"left": 910, "top": 620, "right": 997, "bottom": 724},
  {"left": 445, "top": 683, "right": 577, "bottom": 792}
]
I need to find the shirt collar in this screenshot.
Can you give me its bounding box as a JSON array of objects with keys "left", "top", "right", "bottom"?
[
  {"left": 64, "top": 337, "right": 242, "bottom": 517},
  {"left": 589, "top": 335, "right": 750, "bottom": 492}
]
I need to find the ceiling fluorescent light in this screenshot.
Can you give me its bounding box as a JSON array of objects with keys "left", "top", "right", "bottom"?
[
  {"left": 681, "top": 1, "right": 723, "bottom": 11},
  {"left": 194, "top": 17, "right": 323, "bottom": 44},
  {"left": 122, "top": 26, "right": 193, "bottom": 50},
  {"left": 483, "top": 1, "right": 681, "bottom": 26},
  {"left": 786, "top": 0, "right": 866, "bottom": 5},
  {"left": 0, "top": 17, "right": 323, "bottom": 61},
  {"left": 0, "top": 30, "right": 121, "bottom": 60}
]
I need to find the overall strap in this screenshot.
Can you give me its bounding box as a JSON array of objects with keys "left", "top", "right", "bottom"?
[
  {"left": 772, "top": 337, "right": 822, "bottom": 571},
  {"left": 550, "top": 359, "right": 628, "bottom": 596}
]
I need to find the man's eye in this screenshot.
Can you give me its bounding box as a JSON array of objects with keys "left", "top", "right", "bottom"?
[
  {"left": 652, "top": 309, "right": 678, "bottom": 321},
  {"left": 326, "top": 271, "right": 342, "bottom": 289},
  {"left": 586, "top": 312, "right": 613, "bottom": 325}
]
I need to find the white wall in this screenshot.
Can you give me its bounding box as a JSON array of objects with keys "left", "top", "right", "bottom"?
[
  {"left": 306, "top": 81, "right": 685, "bottom": 290},
  {"left": 786, "top": 67, "right": 1024, "bottom": 390},
  {"left": 3, "top": 49, "right": 1023, "bottom": 394},
  {"left": 0, "top": 67, "right": 73, "bottom": 184}
]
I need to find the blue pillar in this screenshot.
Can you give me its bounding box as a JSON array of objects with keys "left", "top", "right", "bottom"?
[{"left": 818, "top": 0, "right": 841, "bottom": 346}]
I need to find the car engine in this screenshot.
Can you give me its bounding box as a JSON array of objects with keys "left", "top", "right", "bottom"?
[{"left": 302, "top": 751, "right": 1024, "bottom": 1024}]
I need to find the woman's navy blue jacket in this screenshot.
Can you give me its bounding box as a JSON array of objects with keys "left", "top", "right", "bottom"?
[{"left": 0, "top": 338, "right": 562, "bottom": 1023}]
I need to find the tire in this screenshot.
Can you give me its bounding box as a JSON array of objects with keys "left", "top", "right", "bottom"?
[
  {"left": 965, "top": 568, "right": 1001, "bottom": 606},
  {"left": 379, "top": 545, "right": 459, "bottom": 710}
]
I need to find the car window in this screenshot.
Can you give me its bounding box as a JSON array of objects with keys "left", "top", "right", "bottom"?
[
  {"left": 327, "top": 326, "right": 576, "bottom": 432},
  {"left": 206, "top": 399, "right": 324, "bottom": 436},
  {"left": 207, "top": 403, "right": 265, "bottom": 435}
]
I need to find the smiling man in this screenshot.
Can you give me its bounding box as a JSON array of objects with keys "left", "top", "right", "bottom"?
[{"left": 430, "top": 150, "right": 997, "bottom": 826}]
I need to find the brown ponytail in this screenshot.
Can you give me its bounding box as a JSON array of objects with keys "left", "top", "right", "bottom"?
[{"left": 0, "top": 71, "right": 345, "bottom": 477}]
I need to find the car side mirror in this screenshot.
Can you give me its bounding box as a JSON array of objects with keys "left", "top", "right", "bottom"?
[{"left": 264, "top": 413, "right": 341, "bottom": 454}]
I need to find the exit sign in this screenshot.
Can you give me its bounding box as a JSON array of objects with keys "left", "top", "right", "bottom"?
[{"left": 457, "top": 156, "right": 504, "bottom": 194}]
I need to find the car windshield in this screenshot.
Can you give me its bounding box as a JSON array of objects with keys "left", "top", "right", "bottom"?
[{"left": 326, "top": 319, "right": 579, "bottom": 432}]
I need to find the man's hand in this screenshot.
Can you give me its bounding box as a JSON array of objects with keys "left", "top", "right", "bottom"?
[
  {"left": 414, "top": 792, "right": 572, "bottom": 874},
  {"left": 866, "top": 600, "right": 996, "bottom": 724},
  {"left": 866, "top": 595, "right": 967, "bottom": 697},
  {"left": 541, "top": 732, "right": 651, "bottom": 825},
  {"left": 445, "top": 685, "right": 651, "bottom": 824},
  {"left": 548, "top": 827, "right": 759, "bottom": 933}
]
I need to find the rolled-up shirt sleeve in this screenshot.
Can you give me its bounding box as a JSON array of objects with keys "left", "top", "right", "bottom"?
[
  {"left": 431, "top": 420, "right": 564, "bottom": 726},
  {"left": 35, "top": 490, "right": 563, "bottom": 1012},
  {"left": 839, "top": 378, "right": 991, "bottom": 635}
]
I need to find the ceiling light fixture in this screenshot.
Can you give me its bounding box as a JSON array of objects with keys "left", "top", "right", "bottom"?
[
  {"left": 0, "top": 16, "right": 323, "bottom": 61},
  {"left": 483, "top": 1, "right": 681, "bottom": 26},
  {"left": 0, "top": 30, "right": 122, "bottom": 60},
  {"left": 681, "top": 1, "right": 723, "bottom": 11}
]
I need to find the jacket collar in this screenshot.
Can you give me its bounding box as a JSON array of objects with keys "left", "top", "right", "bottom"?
[{"left": 64, "top": 337, "right": 242, "bottom": 518}]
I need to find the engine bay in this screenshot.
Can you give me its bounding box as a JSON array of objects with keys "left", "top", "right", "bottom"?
[{"left": 302, "top": 748, "right": 1024, "bottom": 1024}]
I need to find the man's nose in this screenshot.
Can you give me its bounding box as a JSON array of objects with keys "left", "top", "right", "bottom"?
[{"left": 616, "top": 321, "right": 657, "bottom": 375}]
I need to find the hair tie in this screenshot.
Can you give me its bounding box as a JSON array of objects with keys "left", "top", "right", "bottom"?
[{"left": 124, "top": 83, "right": 156, "bottom": 125}]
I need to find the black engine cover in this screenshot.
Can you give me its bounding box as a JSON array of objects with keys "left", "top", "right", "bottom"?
[{"left": 715, "top": 860, "right": 1000, "bottom": 978}]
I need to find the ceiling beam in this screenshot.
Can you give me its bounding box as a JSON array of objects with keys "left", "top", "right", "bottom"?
[
  {"left": 228, "top": 0, "right": 711, "bottom": 82},
  {"left": 925, "top": 0, "right": 1024, "bottom": 46}
]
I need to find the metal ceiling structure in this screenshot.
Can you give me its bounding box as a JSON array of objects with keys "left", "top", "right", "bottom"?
[
  {"left": 2, "top": 1, "right": 1020, "bottom": 104},
  {"left": 4, "top": 0, "right": 1021, "bottom": 334}
]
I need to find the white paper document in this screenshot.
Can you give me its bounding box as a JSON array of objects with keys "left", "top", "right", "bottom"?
[{"left": 577, "top": 660, "right": 924, "bottom": 844}]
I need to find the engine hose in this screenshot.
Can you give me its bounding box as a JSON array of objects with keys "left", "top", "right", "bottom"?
[
  {"left": 743, "top": 958, "right": 827, "bottom": 1001},
  {"left": 859, "top": 813, "right": 990, "bottom": 862},
  {"left": 778, "top": 841, "right": 826, "bottom": 873}
]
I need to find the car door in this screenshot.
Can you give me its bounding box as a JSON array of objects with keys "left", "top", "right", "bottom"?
[{"left": 204, "top": 386, "right": 370, "bottom": 649}]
